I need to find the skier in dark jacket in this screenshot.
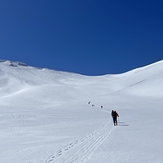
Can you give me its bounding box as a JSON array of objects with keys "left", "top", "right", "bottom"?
[{"left": 111, "top": 110, "right": 119, "bottom": 126}]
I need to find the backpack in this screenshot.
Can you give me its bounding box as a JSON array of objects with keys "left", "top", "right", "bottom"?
[{"left": 112, "top": 111, "right": 117, "bottom": 117}]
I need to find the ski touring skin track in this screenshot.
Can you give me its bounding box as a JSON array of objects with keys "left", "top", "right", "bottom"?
[{"left": 44, "top": 121, "right": 114, "bottom": 163}]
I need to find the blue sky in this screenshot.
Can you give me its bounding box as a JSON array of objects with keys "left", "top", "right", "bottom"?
[{"left": 0, "top": 0, "right": 163, "bottom": 75}]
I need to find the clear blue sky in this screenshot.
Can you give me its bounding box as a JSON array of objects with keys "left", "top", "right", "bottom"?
[{"left": 0, "top": 0, "right": 163, "bottom": 75}]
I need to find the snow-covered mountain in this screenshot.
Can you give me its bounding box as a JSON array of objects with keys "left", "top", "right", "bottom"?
[
  {"left": 1, "top": 60, "right": 163, "bottom": 105},
  {"left": 0, "top": 59, "right": 163, "bottom": 163}
]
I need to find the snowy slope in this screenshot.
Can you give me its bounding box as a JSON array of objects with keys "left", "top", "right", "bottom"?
[{"left": 0, "top": 60, "right": 163, "bottom": 163}]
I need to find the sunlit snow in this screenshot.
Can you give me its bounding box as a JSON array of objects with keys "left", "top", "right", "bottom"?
[{"left": 0, "top": 60, "right": 163, "bottom": 163}]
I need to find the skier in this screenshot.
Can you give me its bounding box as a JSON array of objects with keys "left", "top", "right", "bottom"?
[{"left": 111, "top": 110, "right": 119, "bottom": 126}]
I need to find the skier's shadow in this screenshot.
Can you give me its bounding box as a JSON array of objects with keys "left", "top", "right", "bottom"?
[{"left": 118, "top": 121, "right": 129, "bottom": 126}]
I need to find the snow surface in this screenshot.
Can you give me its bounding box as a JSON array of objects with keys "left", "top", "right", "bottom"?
[{"left": 0, "top": 60, "right": 163, "bottom": 163}]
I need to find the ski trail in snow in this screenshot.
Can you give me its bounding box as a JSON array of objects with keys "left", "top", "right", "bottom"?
[{"left": 44, "top": 121, "right": 114, "bottom": 163}]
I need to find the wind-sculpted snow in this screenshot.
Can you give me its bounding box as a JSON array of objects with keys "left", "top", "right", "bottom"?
[
  {"left": 0, "top": 60, "right": 163, "bottom": 163},
  {"left": 117, "top": 60, "right": 163, "bottom": 97}
]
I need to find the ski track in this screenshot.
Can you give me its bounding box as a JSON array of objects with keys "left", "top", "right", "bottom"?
[{"left": 44, "top": 121, "right": 114, "bottom": 163}]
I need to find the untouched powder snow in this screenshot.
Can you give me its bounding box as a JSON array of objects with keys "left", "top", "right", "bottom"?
[{"left": 0, "top": 60, "right": 163, "bottom": 163}]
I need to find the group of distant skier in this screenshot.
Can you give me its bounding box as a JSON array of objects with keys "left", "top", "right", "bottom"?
[{"left": 88, "top": 101, "right": 119, "bottom": 126}]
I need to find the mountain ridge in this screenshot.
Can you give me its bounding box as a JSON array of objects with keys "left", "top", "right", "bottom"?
[{"left": 0, "top": 59, "right": 163, "bottom": 107}]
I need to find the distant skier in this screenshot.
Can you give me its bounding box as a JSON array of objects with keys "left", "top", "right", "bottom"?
[{"left": 111, "top": 110, "right": 119, "bottom": 126}]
